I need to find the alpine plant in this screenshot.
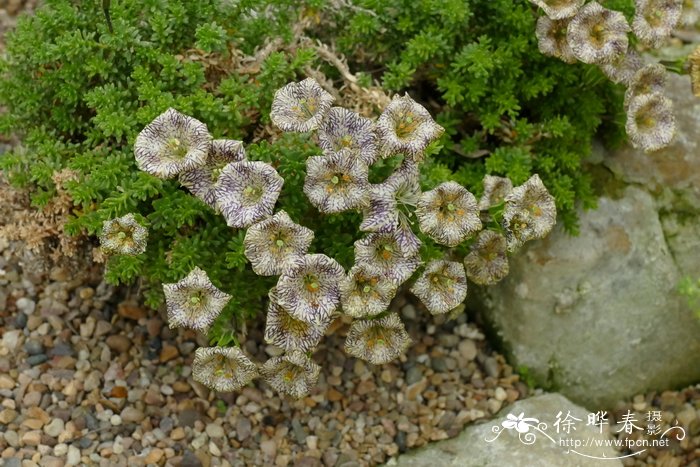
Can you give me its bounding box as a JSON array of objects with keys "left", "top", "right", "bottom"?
[
  {"left": 529, "top": 0, "right": 685, "bottom": 152},
  {"left": 123, "top": 78, "right": 557, "bottom": 398}
]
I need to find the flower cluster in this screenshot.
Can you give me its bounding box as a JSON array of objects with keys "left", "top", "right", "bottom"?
[
  {"left": 530, "top": 0, "right": 681, "bottom": 152},
  {"left": 115, "top": 78, "right": 557, "bottom": 399}
]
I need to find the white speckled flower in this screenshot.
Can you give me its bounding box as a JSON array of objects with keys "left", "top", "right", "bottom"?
[
  {"left": 163, "top": 267, "right": 232, "bottom": 332},
  {"left": 214, "top": 161, "right": 284, "bottom": 229},
  {"left": 340, "top": 263, "right": 398, "bottom": 319},
  {"left": 632, "top": 0, "right": 682, "bottom": 48},
  {"left": 179, "top": 139, "right": 246, "bottom": 209},
  {"left": 99, "top": 213, "right": 148, "bottom": 255},
  {"left": 244, "top": 210, "right": 314, "bottom": 276},
  {"left": 344, "top": 313, "right": 411, "bottom": 365},
  {"left": 463, "top": 230, "right": 510, "bottom": 285},
  {"left": 261, "top": 350, "right": 321, "bottom": 399},
  {"left": 318, "top": 107, "right": 379, "bottom": 165},
  {"left": 535, "top": 16, "right": 577, "bottom": 63},
  {"left": 270, "top": 78, "right": 335, "bottom": 133},
  {"left": 264, "top": 287, "right": 331, "bottom": 352},
  {"left": 529, "top": 0, "right": 584, "bottom": 19},
  {"left": 243, "top": 211, "right": 314, "bottom": 276},
  {"left": 625, "top": 93, "right": 676, "bottom": 152},
  {"left": 599, "top": 49, "right": 643, "bottom": 84},
  {"left": 478, "top": 175, "right": 514, "bottom": 211},
  {"left": 354, "top": 228, "right": 421, "bottom": 285},
  {"left": 275, "top": 254, "right": 345, "bottom": 324},
  {"left": 411, "top": 260, "right": 468, "bottom": 315},
  {"left": 679, "top": 0, "right": 700, "bottom": 27},
  {"left": 376, "top": 94, "right": 444, "bottom": 160},
  {"left": 304, "top": 150, "right": 370, "bottom": 213},
  {"left": 624, "top": 64, "right": 668, "bottom": 107},
  {"left": 567, "top": 2, "right": 631, "bottom": 64},
  {"left": 134, "top": 108, "right": 211, "bottom": 179},
  {"left": 502, "top": 175, "right": 557, "bottom": 251},
  {"left": 192, "top": 346, "right": 258, "bottom": 393},
  {"left": 416, "top": 181, "right": 482, "bottom": 247},
  {"left": 360, "top": 164, "right": 421, "bottom": 232}
]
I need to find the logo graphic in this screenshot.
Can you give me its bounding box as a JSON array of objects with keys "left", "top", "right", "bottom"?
[{"left": 485, "top": 410, "right": 686, "bottom": 460}]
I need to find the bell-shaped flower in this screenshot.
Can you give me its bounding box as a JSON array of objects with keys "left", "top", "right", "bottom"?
[
  {"left": 340, "top": 263, "right": 398, "bottom": 319},
  {"left": 214, "top": 161, "right": 284, "bottom": 229},
  {"left": 625, "top": 93, "right": 676, "bottom": 152},
  {"left": 134, "top": 108, "right": 211, "bottom": 179},
  {"left": 344, "top": 313, "right": 411, "bottom": 365},
  {"left": 416, "top": 181, "right": 482, "bottom": 247},
  {"left": 478, "top": 175, "right": 514, "bottom": 210},
  {"left": 163, "top": 266, "right": 232, "bottom": 332},
  {"left": 410, "top": 260, "right": 468, "bottom": 315},
  {"left": 264, "top": 287, "right": 331, "bottom": 352},
  {"left": 270, "top": 78, "right": 334, "bottom": 133},
  {"left": 99, "top": 213, "right": 148, "bottom": 255},
  {"left": 632, "top": 0, "right": 683, "bottom": 48},
  {"left": 244, "top": 210, "right": 314, "bottom": 276},
  {"left": 535, "top": 17, "right": 577, "bottom": 63},
  {"left": 529, "top": 0, "right": 584, "bottom": 20},
  {"left": 275, "top": 254, "right": 345, "bottom": 324},
  {"left": 192, "top": 346, "right": 258, "bottom": 392},
  {"left": 261, "top": 350, "right": 321, "bottom": 399},
  {"left": 599, "top": 49, "right": 643, "bottom": 84},
  {"left": 318, "top": 107, "right": 379, "bottom": 165},
  {"left": 502, "top": 174, "right": 557, "bottom": 251},
  {"left": 463, "top": 230, "right": 510, "bottom": 285},
  {"left": 303, "top": 150, "right": 370, "bottom": 213},
  {"left": 679, "top": 0, "right": 700, "bottom": 27},
  {"left": 376, "top": 94, "right": 444, "bottom": 160},
  {"left": 360, "top": 164, "right": 421, "bottom": 232},
  {"left": 354, "top": 228, "right": 421, "bottom": 285},
  {"left": 624, "top": 64, "right": 668, "bottom": 107},
  {"left": 567, "top": 2, "right": 631, "bottom": 64},
  {"left": 179, "top": 139, "right": 246, "bottom": 209}
]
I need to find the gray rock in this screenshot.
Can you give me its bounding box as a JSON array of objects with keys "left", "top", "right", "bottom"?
[
  {"left": 478, "top": 187, "right": 700, "bottom": 408},
  {"left": 26, "top": 354, "right": 48, "bottom": 366},
  {"left": 392, "top": 393, "right": 622, "bottom": 467},
  {"left": 24, "top": 339, "right": 44, "bottom": 356}
]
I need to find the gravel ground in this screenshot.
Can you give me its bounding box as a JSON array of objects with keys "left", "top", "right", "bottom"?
[{"left": 611, "top": 387, "right": 700, "bottom": 466}]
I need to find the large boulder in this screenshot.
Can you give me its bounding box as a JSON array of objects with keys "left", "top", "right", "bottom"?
[
  {"left": 475, "top": 70, "right": 700, "bottom": 408},
  {"left": 391, "top": 393, "right": 622, "bottom": 466},
  {"left": 477, "top": 186, "right": 700, "bottom": 408}
]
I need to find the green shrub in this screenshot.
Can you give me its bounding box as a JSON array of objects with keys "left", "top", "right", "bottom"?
[{"left": 0, "top": 0, "right": 627, "bottom": 343}]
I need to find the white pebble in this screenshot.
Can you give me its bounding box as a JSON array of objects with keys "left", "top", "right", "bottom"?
[
  {"left": 66, "top": 445, "right": 81, "bottom": 465},
  {"left": 110, "top": 414, "right": 122, "bottom": 426},
  {"left": 54, "top": 443, "right": 68, "bottom": 456},
  {"left": 209, "top": 441, "right": 221, "bottom": 456},
  {"left": 16, "top": 297, "right": 36, "bottom": 314}
]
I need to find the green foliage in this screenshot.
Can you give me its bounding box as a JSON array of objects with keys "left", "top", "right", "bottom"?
[
  {"left": 315, "top": 0, "right": 633, "bottom": 232},
  {"left": 0, "top": 0, "right": 628, "bottom": 341}
]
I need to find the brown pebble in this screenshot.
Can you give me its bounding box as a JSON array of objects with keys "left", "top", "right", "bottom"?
[
  {"left": 327, "top": 388, "right": 343, "bottom": 402},
  {"left": 144, "top": 448, "right": 164, "bottom": 464},
  {"left": 109, "top": 386, "right": 128, "bottom": 399},
  {"left": 106, "top": 335, "right": 131, "bottom": 354},
  {"left": 159, "top": 344, "right": 179, "bottom": 363},
  {"left": 117, "top": 302, "right": 147, "bottom": 321},
  {"left": 146, "top": 318, "right": 162, "bottom": 337},
  {"left": 173, "top": 381, "right": 190, "bottom": 393},
  {"left": 170, "top": 427, "right": 186, "bottom": 441}
]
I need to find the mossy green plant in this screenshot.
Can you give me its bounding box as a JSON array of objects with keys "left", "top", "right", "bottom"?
[{"left": 0, "top": 0, "right": 628, "bottom": 344}]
